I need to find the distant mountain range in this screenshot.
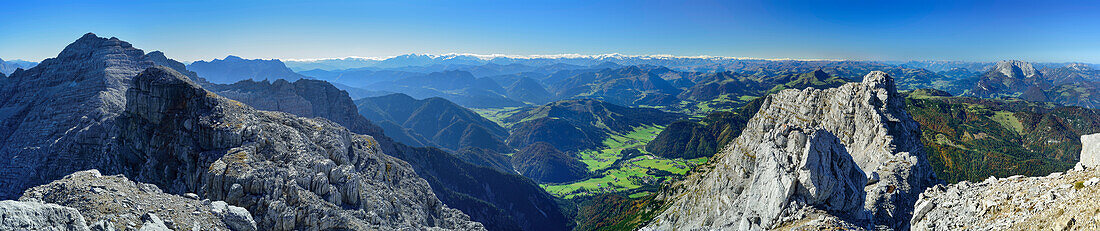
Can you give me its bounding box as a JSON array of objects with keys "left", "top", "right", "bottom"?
[
  {"left": 187, "top": 55, "right": 311, "bottom": 83},
  {"left": 503, "top": 99, "right": 682, "bottom": 152},
  {"left": 355, "top": 93, "right": 512, "bottom": 153},
  {"left": 0, "top": 58, "right": 37, "bottom": 75}
]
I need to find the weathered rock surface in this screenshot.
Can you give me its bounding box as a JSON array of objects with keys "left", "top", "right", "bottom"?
[
  {"left": 117, "top": 66, "right": 482, "bottom": 230},
  {"left": 1077, "top": 133, "right": 1100, "bottom": 169},
  {"left": 645, "top": 71, "right": 937, "bottom": 230},
  {"left": 0, "top": 33, "right": 483, "bottom": 230},
  {"left": 0, "top": 200, "right": 89, "bottom": 230},
  {"left": 644, "top": 127, "right": 867, "bottom": 230},
  {"left": 910, "top": 169, "right": 1100, "bottom": 231},
  {"left": 0, "top": 33, "right": 154, "bottom": 198},
  {"left": 20, "top": 170, "right": 252, "bottom": 231},
  {"left": 912, "top": 133, "right": 1100, "bottom": 230}
]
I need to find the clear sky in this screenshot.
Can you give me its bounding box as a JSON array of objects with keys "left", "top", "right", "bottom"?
[{"left": 2, "top": 0, "right": 1100, "bottom": 63}]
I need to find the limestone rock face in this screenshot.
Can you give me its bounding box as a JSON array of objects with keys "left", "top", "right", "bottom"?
[
  {"left": 1077, "top": 133, "right": 1100, "bottom": 169},
  {"left": 116, "top": 66, "right": 482, "bottom": 230},
  {"left": 910, "top": 170, "right": 1100, "bottom": 231},
  {"left": 913, "top": 133, "right": 1100, "bottom": 230},
  {"left": 645, "top": 71, "right": 936, "bottom": 230},
  {"left": 644, "top": 127, "right": 866, "bottom": 230},
  {"left": 0, "top": 200, "right": 89, "bottom": 231},
  {"left": 203, "top": 78, "right": 384, "bottom": 137},
  {"left": 0, "top": 33, "right": 154, "bottom": 198}
]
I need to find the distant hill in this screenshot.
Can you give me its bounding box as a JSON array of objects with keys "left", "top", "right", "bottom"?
[
  {"left": 1042, "top": 63, "right": 1100, "bottom": 86},
  {"left": 355, "top": 93, "right": 512, "bottom": 153},
  {"left": 645, "top": 98, "right": 764, "bottom": 159},
  {"left": 551, "top": 66, "right": 682, "bottom": 107},
  {"left": 676, "top": 71, "right": 763, "bottom": 101},
  {"left": 906, "top": 91, "right": 1100, "bottom": 183},
  {"left": 505, "top": 77, "right": 554, "bottom": 104},
  {"left": 762, "top": 69, "right": 848, "bottom": 94},
  {"left": 511, "top": 142, "right": 589, "bottom": 183},
  {"left": 299, "top": 68, "right": 423, "bottom": 87},
  {"left": 454, "top": 147, "right": 515, "bottom": 173},
  {"left": 367, "top": 70, "right": 525, "bottom": 108},
  {"left": 0, "top": 58, "right": 37, "bottom": 75},
  {"left": 187, "top": 55, "right": 310, "bottom": 84},
  {"left": 503, "top": 99, "right": 682, "bottom": 152}
]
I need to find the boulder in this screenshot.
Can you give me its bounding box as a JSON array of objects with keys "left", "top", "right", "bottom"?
[
  {"left": 0, "top": 200, "right": 89, "bottom": 231},
  {"left": 1077, "top": 133, "right": 1100, "bottom": 169}
]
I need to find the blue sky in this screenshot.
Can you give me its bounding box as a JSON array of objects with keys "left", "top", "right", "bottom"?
[{"left": 2, "top": 0, "right": 1099, "bottom": 62}]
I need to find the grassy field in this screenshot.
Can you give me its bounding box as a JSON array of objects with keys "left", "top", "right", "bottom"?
[
  {"left": 686, "top": 94, "right": 757, "bottom": 116},
  {"left": 991, "top": 111, "right": 1024, "bottom": 134},
  {"left": 469, "top": 106, "right": 524, "bottom": 128},
  {"left": 542, "top": 125, "right": 708, "bottom": 199}
]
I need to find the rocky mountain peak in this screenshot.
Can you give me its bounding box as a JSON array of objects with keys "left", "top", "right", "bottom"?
[
  {"left": 993, "top": 60, "right": 1041, "bottom": 79},
  {"left": 0, "top": 33, "right": 154, "bottom": 198},
  {"left": 646, "top": 71, "right": 935, "bottom": 230},
  {"left": 1068, "top": 63, "right": 1092, "bottom": 70},
  {"left": 812, "top": 68, "right": 830, "bottom": 78}
]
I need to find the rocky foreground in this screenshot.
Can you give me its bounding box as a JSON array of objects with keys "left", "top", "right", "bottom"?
[
  {"left": 7, "top": 169, "right": 255, "bottom": 231},
  {"left": 911, "top": 133, "right": 1100, "bottom": 231}
]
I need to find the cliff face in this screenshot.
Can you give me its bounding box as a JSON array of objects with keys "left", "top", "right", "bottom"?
[
  {"left": 968, "top": 60, "right": 1050, "bottom": 98},
  {"left": 204, "top": 78, "right": 384, "bottom": 137},
  {"left": 911, "top": 133, "right": 1100, "bottom": 231},
  {"left": 118, "top": 66, "right": 482, "bottom": 230},
  {"left": 644, "top": 71, "right": 937, "bottom": 230},
  {"left": 0, "top": 33, "right": 483, "bottom": 230},
  {"left": 0, "top": 33, "right": 154, "bottom": 198}
]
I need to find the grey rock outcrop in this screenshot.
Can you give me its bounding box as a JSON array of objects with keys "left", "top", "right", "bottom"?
[
  {"left": 117, "top": 66, "right": 482, "bottom": 230},
  {"left": 643, "top": 127, "right": 867, "bottom": 230},
  {"left": 20, "top": 169, "right": 247, "bottom": 230},
  {"left": 1077, "top": 133, "right": 1100, "bottom": 169},
  {"left": 138, "top": 213, "right": 170, "bottom": 231},
  {"left": 644, "top": 71, "right": 936, "bottom": 230},
  {"left": 912, "top": 133, "right": 1100, "bottom": 230},
  {"left": 0, "top": 200, "right": 89, "bottom": 230},
  {"left": 910, "top": 169, "right": 1100, "bottom": 230},
  {"left": 0, "top": 33, "right": 483, "bottom": 230},
  {"left": 211, "top": 201, "right": 257, "bottom": 231}
]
